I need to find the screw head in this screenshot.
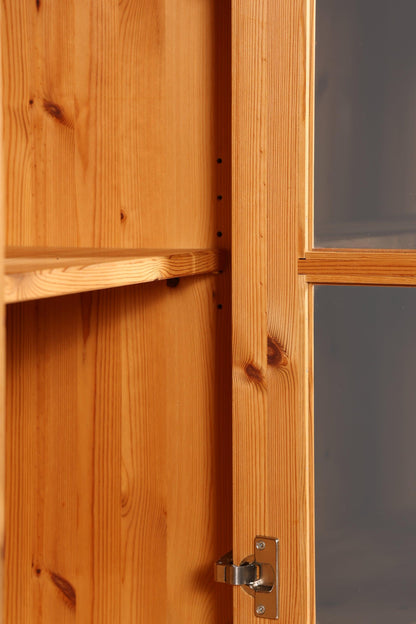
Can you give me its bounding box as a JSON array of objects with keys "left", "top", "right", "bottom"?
[
  {"left": 256, "top": 540, "right": 266, "bottom": 551},
  {"left": 256, "top": 605, "right": 266, "bottom": 615}
]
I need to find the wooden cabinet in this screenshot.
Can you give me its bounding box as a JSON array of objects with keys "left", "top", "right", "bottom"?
[
  {"left": 0, "top": 1, "right": 232, "bottom": 621},
  {"left": 0, "top": 1, "right": 314, "bottom": 623}
]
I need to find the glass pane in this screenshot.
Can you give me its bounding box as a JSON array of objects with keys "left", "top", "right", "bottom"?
[
  {"left": 315, "top": 286, "right": 416, "bottom": 623},
  {"left": 315, "top": 1, "right": 416, "bottom": 248}
]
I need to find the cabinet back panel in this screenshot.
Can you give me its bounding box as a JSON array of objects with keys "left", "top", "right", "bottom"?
[
  {"left": 2, "top": 0, "right": 228, "bottom": 248},
  {"left": 5, "top": 276, "right": 232, "bottom": 623}
]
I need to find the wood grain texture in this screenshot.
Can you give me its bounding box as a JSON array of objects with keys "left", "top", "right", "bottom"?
[
  {"left": 299, "top": 250, "right": 416, "bottom": 285},
  {"left": 232, "top": 1, "right": 268, "bottom": 622},
  {"left": 300, "top": 274, "right": 416, "bottom": 286},
  {"left": 267, "top": 1, "right": 313, "bottom": 622},
  {"left": 2, "top": 0, "right": 220, "bottom": 249},
  {"left": 3, "top": 1, "right": 232, "bottom": 623},
  {"left": 5, "top": 275, "right": 232, "bottom": 624},
  {"left": 4, "top": 248, "right": 223, "bottom": 303},
  {"left": 232, "top": 1, "right": 314, "bottom": 623}
]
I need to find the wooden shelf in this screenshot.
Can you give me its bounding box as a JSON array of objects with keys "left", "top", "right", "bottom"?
[{"left": 5, "top": 247, "right": 224, "bottom": 303}]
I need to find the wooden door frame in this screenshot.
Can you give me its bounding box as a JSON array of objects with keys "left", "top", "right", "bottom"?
[
  {"left": 232, "top": 1, "right": 315, "bottom": 622},
  {"left": 233, "top": 2, "right": 416, "bottom": 624}
]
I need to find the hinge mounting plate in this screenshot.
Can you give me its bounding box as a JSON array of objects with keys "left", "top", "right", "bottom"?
[{"left": 214, "top": 536, "right": 279, "bottom": 619}]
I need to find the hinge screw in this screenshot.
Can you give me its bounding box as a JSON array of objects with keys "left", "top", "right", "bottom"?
[
  {"left": 256, "top": 540, "right": 266, "bottom": 551},
  {"left": 256, "top": 605, "right": 266, "bottom": 615}
]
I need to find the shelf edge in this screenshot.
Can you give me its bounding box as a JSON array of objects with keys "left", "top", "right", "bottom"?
[{"left": 5, "top": 249, "right": 225, "bottom": 304}]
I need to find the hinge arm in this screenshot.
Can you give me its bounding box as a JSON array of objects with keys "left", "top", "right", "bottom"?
[{"left": 215, "top": 551, "right": 259, "bottom": 586}]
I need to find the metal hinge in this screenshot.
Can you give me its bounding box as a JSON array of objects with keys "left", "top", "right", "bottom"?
[{"left": 214, "top": 536, "right": 279, "bottom": 619}]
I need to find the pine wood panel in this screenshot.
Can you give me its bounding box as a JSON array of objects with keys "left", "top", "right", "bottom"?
[
  {"left": 299, "top": 250, "right": 416, "bottom": 285},
  {"left": 267, "top": 1, "right": 313, "bottom": 622},
  {"left": 6, "top": 275, "right": 232, "bottom": 623},
  {"left": 232, "top": 0, "right": 268, "bottom": 621},
  {"left": 232, "top": 1, "right": 313, "bottom": 623},
  {"left": 5, "top": 248, "right": 223, "bottom": 303},
  {"left": 2, "top": 0, "right": 219, "bottom": 249},
  {"left": 3, "top": 1, "right": 232, "bottom": 623}
]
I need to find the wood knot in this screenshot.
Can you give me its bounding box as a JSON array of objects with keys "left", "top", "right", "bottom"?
[
  {"left": 49, "top": 571, "right": 76, "bottom": 610},
  {"left": 120, "top": 209, "right": 127, "bottom": 223},
  {"left": 121, "top": 464, "right": 131, "bottom": 516},
  {"left": 245, "top": 362, "right": 264, "bottom": 385},
  {"left": 267, "top": 336, "right": 288, "bottom": 368},
  {"left": 121, "top": 490, "right": 130, "bottom": 516},
  {"left": 36, "top": 0, "right": 41, "bottom": 10},
  {"left": 43, "top": 99, "right": 73, "bottom": 129},
  {"left": 32, "top": 558, "right": 42, "bottom": 576}
]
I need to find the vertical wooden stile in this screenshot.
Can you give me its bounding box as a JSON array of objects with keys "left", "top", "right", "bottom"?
[
  {"left": 267, "top": 2, "right": 315, "bottom": 620},
  {"left": 232, "top": 0, "right": 268, "bottom": 621},
  {"left": 232, "top": 1, "right": 314, "bottom": 622},
  {"left": 267, "top": 0, "right": 315, "bottom": 620}
]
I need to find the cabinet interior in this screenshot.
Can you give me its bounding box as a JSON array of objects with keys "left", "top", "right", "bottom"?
[{"left": 2, "top": 1, "right": 232, "bottom": 621}]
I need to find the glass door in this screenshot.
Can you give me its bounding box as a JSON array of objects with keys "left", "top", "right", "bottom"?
[
  {"left": 315, "top": 287, "right": 416, "bottom": 623},
  {"left": 231, "top": 1, "right": 416, "bottom": 623},
  {"left": 311, "top": 1, "right": 416, "bottom": 621}
]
